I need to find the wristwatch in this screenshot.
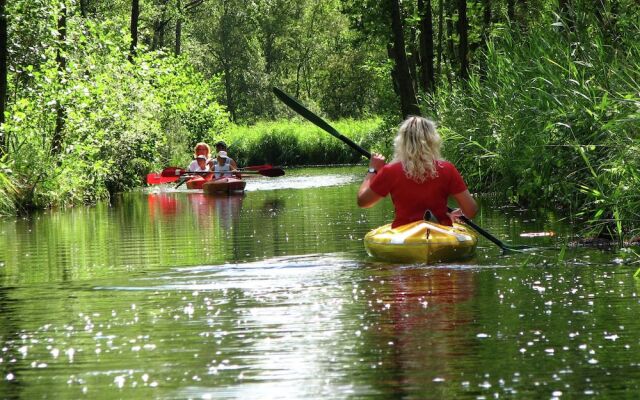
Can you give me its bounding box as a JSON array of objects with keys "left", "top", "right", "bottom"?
[{"left": 367, "top": 167, "right": 377, "bottom": 174}]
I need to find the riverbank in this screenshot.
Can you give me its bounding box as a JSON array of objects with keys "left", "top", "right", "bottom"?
[{"left": 2, "top": 108, "right": 639, "bottom": 243}]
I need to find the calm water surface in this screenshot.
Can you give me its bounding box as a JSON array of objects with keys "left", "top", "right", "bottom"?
[{"left": 1, "top": 166, "right": 640, "bottom": 399}]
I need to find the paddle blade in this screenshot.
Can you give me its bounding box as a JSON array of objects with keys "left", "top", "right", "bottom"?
[
  {"left": 146, "top": 173, "right": 180, "bottom": 185},
  {"left": 258, "top": 167, "right": 285, "bottom": 177},
  {"left": 243, "top": 164, "right": 273, "bottom": 171},
  {"left": 161, "top": 167, "right": 187, "bottom": 177}
]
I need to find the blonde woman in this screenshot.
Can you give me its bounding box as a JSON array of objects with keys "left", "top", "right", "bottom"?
[
  {"left": 188, "top": 142, "right": 211, "bottom": 172},
  {"left": 357, "top": 116, "right": 477, "bottom": 227}
]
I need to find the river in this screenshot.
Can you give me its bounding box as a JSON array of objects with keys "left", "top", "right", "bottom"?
[{"left": 1, "top": 166, "right": 639, "bottom": 398}]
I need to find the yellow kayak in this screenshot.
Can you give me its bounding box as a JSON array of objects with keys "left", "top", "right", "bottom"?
[{"left": 364, "top": 220, "right": 478, "bottom": 263}]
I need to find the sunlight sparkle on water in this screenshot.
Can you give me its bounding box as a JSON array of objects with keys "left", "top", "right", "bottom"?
[{"left": 3, "top": 168, "right": 640, "bottom": 398}]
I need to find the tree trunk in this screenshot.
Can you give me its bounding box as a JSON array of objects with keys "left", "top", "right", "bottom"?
[
  {"left": 129, "top": 0, "right": 140, "bottom": 62},
  {"left": 437, "top": 0, "right": 444, "bottom": 78},
  {"left": 152, "top": 17, "right": 167, "bottom": 51},
  {"left": 408, "top": 27, "right": 419, "bottom": 95},
  {"left": 175, "top": 0, "right": 182, "bottom": 56},
  {"left": 387, "top": 44, "right": 400, "bottom": 96},
  {"left": 457, "top": 0, "right": 469, "bottom": 80},
  {"left": 218, "top": 0, "right": 236, "bottom": 122},
  {"left": 79, "top": 0, "right": 88, "bottom": 17},
  {"left": 264, "top": 33, "right": 275, "bottom": 74},
  {"left": 520, "top": 0, "right": 528, "bottom": 29},
  {"left": 0, "top": 0, "right": 6, "bottom": 155},
  {"left": 158, "top": 12, "right": 166, "bottom": 49},
  {"left": 389, "top": 0, "right": 421, "bottom": 117},
  {"left": 418, "top": 0, "right": 435, "bottom": 93},
  {"left": 222, "top": 61, "right": 236, "bottom": 122},
  {"left": 151, "top": 21, "right": 159, "bottom": 50},
  {"left": 446, "top": 0, "right": 456, "bottom": 80},
  {"left": 51, "top": 2, "right": 67, "bottom": 156}
]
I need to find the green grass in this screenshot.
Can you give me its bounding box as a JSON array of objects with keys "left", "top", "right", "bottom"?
[
  {"left": 216, "top": 118, "right": 384, "bottom": 166},
  {"left": 0, "top": 159, "right": 17, "bottom": 216}
]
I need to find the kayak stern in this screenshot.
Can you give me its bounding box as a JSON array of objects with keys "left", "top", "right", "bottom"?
[{"left": 364, "top": 221, "right": 478, "bottom": 263}]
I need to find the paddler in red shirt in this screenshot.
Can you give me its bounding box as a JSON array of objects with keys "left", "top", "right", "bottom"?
[{"left": 357, "top": 116, "right": 478, "bottom": 227}]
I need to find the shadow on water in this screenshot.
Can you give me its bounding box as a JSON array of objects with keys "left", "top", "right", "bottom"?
[{"left": 2, "top": 166, "right": 640, "bottom": 398}]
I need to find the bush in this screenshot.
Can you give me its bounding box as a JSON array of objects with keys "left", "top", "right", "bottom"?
[{"left": 1, "top": 13, "right": 229, "bottom": 212}]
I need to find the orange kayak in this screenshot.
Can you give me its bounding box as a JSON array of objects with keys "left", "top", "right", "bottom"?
[{"left": 185, "top": 173, "right": 214, "bottom": 190}]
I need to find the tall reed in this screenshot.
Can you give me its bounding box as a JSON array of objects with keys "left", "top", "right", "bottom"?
[
  {"left": 0, "top": 157, "right": 17, "bottom": 215},
  {"left": 435, "top": 10, "right": 640, "bottom": 240}
]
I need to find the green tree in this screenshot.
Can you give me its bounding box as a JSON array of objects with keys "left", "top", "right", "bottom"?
[{"left": 0, "top": 0, "right": 228, "bottom": 212}]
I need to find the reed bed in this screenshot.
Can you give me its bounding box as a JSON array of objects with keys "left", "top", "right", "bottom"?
[
  {"left": 435, "top": 18, "right": 640, "bottom": 241},
  {"left": 219, "top": 118, "right": 383, "bottom": 167}
]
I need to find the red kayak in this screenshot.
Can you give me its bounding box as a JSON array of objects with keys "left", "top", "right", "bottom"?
[
  {"left": 185, "top": 173, "right": 214, "bottom": 190},
  {"left": 203, "top": 177, "right": 246, "bottom": 195},
  {"left": 185, "top": 174, "right": 246, "bottom": 194}
]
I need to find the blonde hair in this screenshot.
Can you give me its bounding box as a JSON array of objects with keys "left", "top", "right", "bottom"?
[
  {"left": 393, "top": 116, "right": 442, "bottom": 182},
  {"left": 193, "top": 142, "right": 211, "bottom": 157}
]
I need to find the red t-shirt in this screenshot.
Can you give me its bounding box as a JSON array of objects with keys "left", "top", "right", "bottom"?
[{"left": 369, "top": 160, "right": 468, "bottom": 228}]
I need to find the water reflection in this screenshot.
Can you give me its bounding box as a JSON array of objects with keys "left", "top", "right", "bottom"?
[
  {"left": 186, "top": 193, "right": 245, "bottom": 232},
  {"left": 345, "top": 266, "right": 478, "bottom": 397},
  {"left": 259, "top": 198, "right": 285, "bottom": 217},
  {"left": 2, "top": 167, "right": 640, "bottom": 398},
  {"left": 147, "top": 193, "right": 178, "bottom": 219},
  {"left": 97, "top": 254, "right": 365, "bottom": 399}
]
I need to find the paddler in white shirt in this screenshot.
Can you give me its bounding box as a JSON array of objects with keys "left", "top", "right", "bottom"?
[
  {"left": 189, "top": 154, "right": 210, "bottom": 172},
  {"left": 212, "top": 150, "right": 240, "bottom": 179}
]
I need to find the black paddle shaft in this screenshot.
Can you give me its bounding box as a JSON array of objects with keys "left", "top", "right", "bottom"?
[
  {"left": 457, "top": 214, "right": 509, "bottom": 251},
  {"left": 273, "top": 87, "right": 371, "bottom": 159}
]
